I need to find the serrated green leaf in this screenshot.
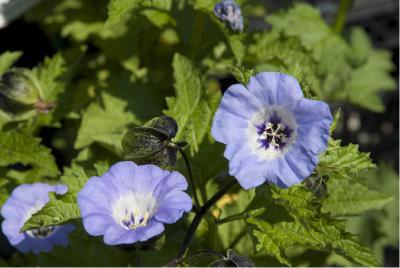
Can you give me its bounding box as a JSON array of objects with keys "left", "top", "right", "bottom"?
[
  {"left": 0, "top": 51, "right": 22, "bottom": 75},
  {"left": 319, "top": 139, "right": 376, "bottom": 176},
  {"left": 164, "top": 53, "right": 219, "bottom": 154},
  {"left": 348, "top": 27, "right": 372, "bottom": 66},
  {"left": 0, "top": 130, "right": 59, "bottom": 181},
  {"left": 322, "top": 174, "right": 393, "bottom": 216},
  {"left": 29, "top": 53, "right": 66, "bottom": 102},
  {"left": 344, "top": 49, "right": 396, "bottom": 112},
  {"left": 94, "top": 161, "right": 110, "bottom": 176},
  {"left": 266, "top": 3, "right": 331, "bottom": 50},
  {"left": 21, "top": 165, "right": 88, "bottom": 231},
  {"left": 330, "top": 109, "right": 341, "bottom": 134},
  {"left": 230, "top": 66, "right": 254, "bottom": 85},
  {"left": 75, "top": 90, "right": 139, "bottom": 152},
  {"left": 247, "top": 185, "right": 379, "bottom": 266},
  {"left": 141, "top": 9, "right": 176, "bottom": 28},
  {"left": 21, "top": 193, "right": 79, "bottom": 232},
  {"left": 106, "top": 0, "right": 143, "bottom": 27},
  {"left": 248, "top": 32, "right": 320, "bottom": 97},
  {"left": 247, "top": 185, "right": 380, "bottom": 267}
]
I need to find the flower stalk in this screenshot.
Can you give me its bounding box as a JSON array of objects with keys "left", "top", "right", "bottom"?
[
  {"left": 176, "top": 178, "right": 238, "bottom": 262},
  {"left": 178, "top": 147, "right": 201, "bottom": 210},
  {"left": 333, "top": 0, "right": 353, "bottom": 33}
]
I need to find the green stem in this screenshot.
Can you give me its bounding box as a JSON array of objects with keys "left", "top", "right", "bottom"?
[
  {"left": 333, "top": 0, "right": 353, "bottom": 33},
  {"left": 215, "top": 212, "right": 245, "bottom": 225},
  {"left": 176, "top": 178, "right": 238, "bottom": 261},
  {"left": 228, "top": 228, "right": 248, "bottom": 249},
  {"left": 179, "top": 147, "right": 201, "bottom": 210},
  {"left": 136, "top": 246, "right": 141, "bottom": 267}
]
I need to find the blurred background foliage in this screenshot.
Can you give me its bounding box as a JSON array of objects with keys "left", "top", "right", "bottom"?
[{"left": 0, "top": 0, "right": 397, "bottom": 266}]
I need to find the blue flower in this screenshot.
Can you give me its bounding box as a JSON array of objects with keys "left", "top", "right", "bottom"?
[
  {"left": 1, "top": 183, "right": 76, "bottom": 255},
  {"left": 212, "top": 72, "right": 332, "bottom": 189},
  {"left": 77, "top": 161, "right": 192, "bottom": 245},
  {"left": 214, "top": 0, "right": 244, "bottom": 31}
]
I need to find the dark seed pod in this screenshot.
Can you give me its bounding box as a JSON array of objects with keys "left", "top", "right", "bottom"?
[
  {"left": 226, "top": 249, "right": 254, "bottom": 267},
  {"left": 0, "top": 93, "right": 34, "bottom": 115},
  {"left": 0, "top": 69, "right": 40, "bottom": 105},
  {"left": 144, "top": 115, "right": 178, "bottom": 139},
  {"left": 208, "top": 249, "right": 254, "bottom": 267},
  {"left": 121, "top": 127, "right": 169, "bottom": 161},
  {"left": 121, "top": 116, "right": 181, "bottom": 169}
]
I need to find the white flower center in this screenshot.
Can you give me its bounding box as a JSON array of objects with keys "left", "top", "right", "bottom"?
[
  {"left": 112, "top": 192, "right": 158, "bottom": 230},
  {"left": 248, "top": 106, "right": 297, "bottom": 160}
]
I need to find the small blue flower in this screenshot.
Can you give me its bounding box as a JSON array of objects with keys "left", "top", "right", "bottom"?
[
  {"left": 214, "top": 0, "right": 244, "bottom": 31},
  {"left": 77, "top": 161, "right": 192, "bottom": 245},
  {"left": 212, "top": 72, "right": 332, "bottom": 189},
  {"left": 1, "top": 183, "right": 76, "bottom": 255}
]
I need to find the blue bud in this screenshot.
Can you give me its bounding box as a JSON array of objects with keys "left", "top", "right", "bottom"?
[{"left": 214, "top": 0, "right": 244, "bottom": 32}]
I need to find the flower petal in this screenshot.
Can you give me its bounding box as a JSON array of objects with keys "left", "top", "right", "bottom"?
[
  {"left": 247, "top": 72, "right": 304, "bottom": 104},
  {"left": 136, "top": 221, "right": 165, "bottom": 242},
  {"left": 212, "top": 84, "right": 261, "bottom": 143},
  {"left": 290, "top": 98, "right": 332, "bottom": 154},
  {"left": 155, "top": 191, "right": 193, "bottom": 223},
  {"left": 82, "top": 214, "right": 114, "bottom": 236}
]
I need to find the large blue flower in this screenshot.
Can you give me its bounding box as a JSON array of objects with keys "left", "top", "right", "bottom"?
[
  {"left": 212, "top": 72, "right": 332, "bottom": 189},
  {"left": 77, "top": 161, "right": 192, "bottom": 245},
  {"left": 1, "top": 183, "right": 76, "bottom": 255},
  {"left": 214, "top": 0, "right": 244, "bottom": 31}
]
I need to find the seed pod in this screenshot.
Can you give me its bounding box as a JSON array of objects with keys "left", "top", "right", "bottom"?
[
  {"left": 121, "top": 116, "right": 181, "bottom": 169},
  {"left": 0, "top": 69, "right": 40, "bottom": 105}
]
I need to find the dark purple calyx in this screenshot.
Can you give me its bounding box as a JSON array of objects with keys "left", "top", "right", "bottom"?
[{"left": 26, "top": 226, "right": 55, "bottom": 238}]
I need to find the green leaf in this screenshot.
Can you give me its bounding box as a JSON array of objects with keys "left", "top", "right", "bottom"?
[
  {"left": 164, "top": 53, "right": 219, "bottom": 154},
  {"left": 343, "top": 49, "right": 396, "bottom": 112},
  {"left": 62, "top": 21, "right": 121, "bottom": 41},
  {"left": 266, "top": 3, "right": 331, "bottom": 50},
  {"left": 247, "top": 32, "right": 320, "bottom": 97},
  {"left": 37, "top": 226, "right": 133, "bottom": 266},
  {"left": 74, "top": 90, "right": 139, "bottom": 152},
  {"left": 330, "top": 109, "right": 341, "bottom": 134},
  {"left": 0, "top": 51, "right": 22, "bottom": 75},
  {"left": 21, "top": 165, "right": 88, "bottom": 231},
  {"left": 247, "top": 185, "right": 380, "bottom": 267},
  {"left": 94, "top": 161, "right": 110, "bottom": 176},
  {"left": 141, "top": 9, "right": 176, "bottom": 28},
  {"left": 322, "top": 174, "right": 393, "bottom": 216},
  {"left": 0, "top": 130, "right": 59, "bottom": 181},
  {"left": 106, "top": 0, "right": 142, "bottom": 27},
  {"left": 230, "top": 66, "right": 254, "bottom": 85},
  {"left": 29, "top": 53, "right": 66, "bottom": 102},
  {"left": 348, "top": 27, "right": 372, "bottom": 66},
  {"left": 319, "top": 139, "right": 376, "bottom": 176}
]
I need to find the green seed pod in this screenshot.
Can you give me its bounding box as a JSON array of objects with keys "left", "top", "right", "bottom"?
[
  {"left": 0, "top": 69, "right": 40, "bottom": 105},
  {"left": 121, "top": 116, "right": 182, "bottom": 169}
]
